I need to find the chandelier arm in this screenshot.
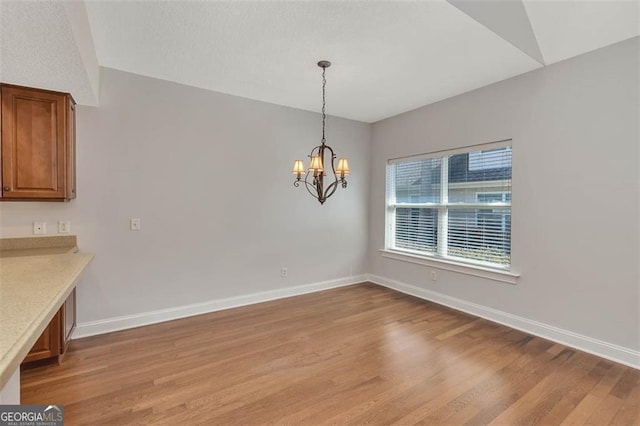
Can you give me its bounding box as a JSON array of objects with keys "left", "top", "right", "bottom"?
[
  {"left": 326, "top": 145, "right": 337, "bottom": 177},
  {"left": 323, "top": 179, "right": 339, "bottom": 200},
  {"left": 303, "top": 178, "right": 321, "bottom": 201},
  {"left": 302, "top": 169, "right": 322, "bottom": 200}
]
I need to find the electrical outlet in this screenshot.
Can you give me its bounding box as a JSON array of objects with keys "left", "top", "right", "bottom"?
[
  {"left": 281, "top": 267, "right": 288, "bottom": 278},
  {"left": 431, "top": 270, "right": 437, "bottom": 281},
  {"left": 33, "top": 222, "right": 46, "bottom": 235},
  {"left": 130, "top": 218, "right": 141, "bottom": 231},
  {"left": 58, "top": 220, "right": 71, "bottom": 234}
]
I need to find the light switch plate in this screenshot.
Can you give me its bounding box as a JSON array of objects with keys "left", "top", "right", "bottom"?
[
  {"left": 130, "top": 218, "right": 141, "bottom": 231},
  {"left": 58, "top": 220, "right": 71, "bottom": 234}
]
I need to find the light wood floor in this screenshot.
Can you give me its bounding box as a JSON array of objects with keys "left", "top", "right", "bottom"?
[{"left": 21, "top": 283, "right": 639, "bottom": 425}]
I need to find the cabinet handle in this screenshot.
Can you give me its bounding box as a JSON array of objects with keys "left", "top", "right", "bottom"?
[{"left": 2, "top": 186, "right": 8, "bottom": 191}]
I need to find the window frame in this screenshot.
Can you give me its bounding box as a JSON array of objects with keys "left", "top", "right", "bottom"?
[{"left": 385, "top": 141, "right": 513, "bottom": 273}]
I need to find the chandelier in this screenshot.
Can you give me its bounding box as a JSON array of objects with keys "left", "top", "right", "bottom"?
[{"left": 292, "top": 60, "right": 349, "bottom": 204}]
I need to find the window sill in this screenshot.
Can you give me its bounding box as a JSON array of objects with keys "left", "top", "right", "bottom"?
[{"left": 379, "top": 249, "right": 520, "bottom": 284}]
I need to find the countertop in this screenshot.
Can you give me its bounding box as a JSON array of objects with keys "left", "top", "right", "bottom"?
[{"left": 0, "top": 236, "right": 94, "bottom": 390}]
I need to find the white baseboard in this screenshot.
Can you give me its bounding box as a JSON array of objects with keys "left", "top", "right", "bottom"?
[
  {"left": 74, "top": 275, "right": 366, "bottom": 339},
  {"left": 366, "top": 274, "right": 640, "bottom": 369}
]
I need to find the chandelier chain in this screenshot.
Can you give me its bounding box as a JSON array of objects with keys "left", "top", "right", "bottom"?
[{"left": 321, "top": 66, "right": 326, "bottom": 143}]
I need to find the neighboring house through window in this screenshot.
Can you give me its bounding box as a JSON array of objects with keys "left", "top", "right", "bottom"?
[
  {"left": 476, "top": 192, "right": 511, "bottom": 232},
  {"left": 386, "top": 142, "right": 512, "bottom": 269}
]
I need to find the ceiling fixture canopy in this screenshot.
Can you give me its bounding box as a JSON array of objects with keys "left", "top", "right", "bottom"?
[{"left": 292, "top": 60, "right": 349, "bottom": 205}]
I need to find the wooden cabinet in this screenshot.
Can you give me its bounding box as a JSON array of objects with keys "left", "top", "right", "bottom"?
[
  {"left": 0, "top": 84, "right": 76, "bottom": 201},
  {"left": 23, "top": 311, "right": 61, "bottom": 363},
  {"left": 23, "top": 289, "right": 76, "bottom": 365}
]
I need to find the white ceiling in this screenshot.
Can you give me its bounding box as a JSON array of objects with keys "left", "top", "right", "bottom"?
[{"left": 1, "top": 1, "right": 638, "bottom": 122}]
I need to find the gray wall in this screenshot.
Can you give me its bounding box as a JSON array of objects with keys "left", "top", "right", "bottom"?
[
  {"left": 369, "top": 37, "right": 639, "bottom": 351},
  {"left": 0, "top": 67, "right": 371, "bottom": 324}
]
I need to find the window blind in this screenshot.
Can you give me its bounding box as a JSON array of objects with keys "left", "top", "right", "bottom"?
[{"left": 386, "top": 144, "right": 512, "bottom": 269}]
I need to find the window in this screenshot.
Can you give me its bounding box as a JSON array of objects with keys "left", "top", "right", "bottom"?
[{"left": 386, "top": 144, "right": 512, "bottom": 269}]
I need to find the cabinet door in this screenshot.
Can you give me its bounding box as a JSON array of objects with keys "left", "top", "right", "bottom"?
[
  {"left": 23, "top": 311, "right": 61, "bottom": 363},
  {"left": 61, "top": 288, "right": 76, "bottom": 354},
  {"left": 1, "top": 85, "right": 69, "bottom": 199},
  {"left": 66, "top": 99, "right": 76, "bottom": 199}
]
